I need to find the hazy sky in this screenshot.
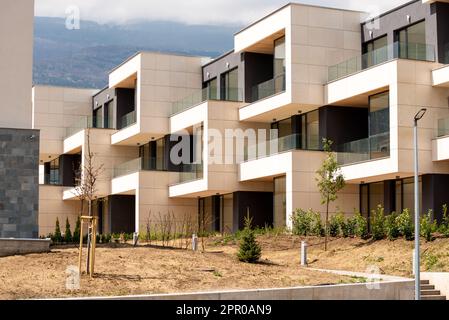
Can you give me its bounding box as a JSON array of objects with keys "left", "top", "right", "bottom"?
[{"left": 35, "top": 0, "right": 410, "bottom": 25}]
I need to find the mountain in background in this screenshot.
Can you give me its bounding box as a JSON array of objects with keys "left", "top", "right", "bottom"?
[{"left": 34, "top": 17, "right": 241, "bottom": 88}]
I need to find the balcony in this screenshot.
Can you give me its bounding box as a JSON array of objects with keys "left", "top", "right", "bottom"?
[
  {"left": 113, "top": 157, "right": 204, "bottom": 183},
  {"left": 244, "top": 133, "right": 320, "bottom": 162},
  {"left": 172, "top": 88, "right": 243, "bottom": 116},
  {"left": 336, "top": 132, "right": 390, "bottom": 166},
  {"left": 328, "top": 42, "right": 435, "bottom": 82},
  {"left": 65, "top": 115, "right": 114, "bottom": 138},
  {"left": 251, "top": 74, "right": 286, "bottom": 103},
  {"left": 118, "top": 110, "right": 137, "bottom": 130},
  {"left": 178, "top": 163, "right": 204, "bottom": 184}
]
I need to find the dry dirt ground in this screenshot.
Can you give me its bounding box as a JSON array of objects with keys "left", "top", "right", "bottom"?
[{"left": 1, "top": 235, "right": 448, "bottom": 299}]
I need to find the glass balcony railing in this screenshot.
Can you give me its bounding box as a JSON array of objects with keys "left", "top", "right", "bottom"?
[
  {"left": 113, "top": 158, "right": 204, "bottom": 183},
  {"left": 171, "top": 88, "right": 243, "bottom": 116},
  {"left": 65, "top": 115, "right": 116, "bottom": 138},
  {"left": 437, "top": 117, "right": 449, "bottom": 137},
  {"left": 328, "top": 42, "right": 436, "bottom": 82},
  {"left": 178, "top": 163, "right": 204, "bottom": 183},
  {"left": 113, "top": 158, "right": 143, "bottom": 178},
  {"left": 336, "top": 132, "right": 390, "bottom": 166},
  {"left": 244, "top": 133, "right": 321, "bottom": 162},
  {"left": 251, "top": 74, "right": 286, "bottom": 103},
  {"left": 119, "top": 110, "right": 137, "bottom": 130},
  {"left": 65, "top": 115, "right": 109, "bottom": 138}
]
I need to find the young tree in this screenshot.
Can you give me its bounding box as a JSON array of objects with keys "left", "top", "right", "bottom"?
[
  {"left": 316, "top": 139, "right": 345, "bottom": 251},
  {"left": 54, "top": 217, "right": 62, "bottom": 244},
  {"left": 71, "top": 129, "right": 104, "bottom": 271},
  {"left": 64, "top": 217, "right": 73, "bottom": 243},
  {"left": 73, "top": 216, "right": 81, "bottom": 243},
  {"left": 237, "top": 215, "right": 262, "bottom": 263}
]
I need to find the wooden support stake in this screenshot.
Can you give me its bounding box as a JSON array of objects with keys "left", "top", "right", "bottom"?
[{"left": 78, "top": 220, "right": 84, "bottom": 274}]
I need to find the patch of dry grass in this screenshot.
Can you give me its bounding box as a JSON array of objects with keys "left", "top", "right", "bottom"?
[{"left": 1, "top": 234, "right": 447, "bottom": 300}]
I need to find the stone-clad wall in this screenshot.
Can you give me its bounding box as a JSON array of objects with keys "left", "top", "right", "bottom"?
[{"left": 0, "top": 128, "right": 39, "bottom": 238}]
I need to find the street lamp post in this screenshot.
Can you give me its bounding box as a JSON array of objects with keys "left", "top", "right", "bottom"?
[{"left": 414, "top": 108, "right": 427, "bottom": 301}]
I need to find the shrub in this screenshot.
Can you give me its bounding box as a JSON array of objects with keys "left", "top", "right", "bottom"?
[
  {"left": 439, "top": 204, "right": 449, "bottom": 238},
  {"left": 371, "top": 205, "right": 386, "bottom": 240},
  {"left": 237, "top": 215, "right": 262, "bottom": 263},
  {"left": 73, "top": 216, "right": 81, "bottom": 243},
  {"left": 291, "top": 209, "right": 313, "bottom": 236},
  {"left": 352, "top": 212, "right": 369, "bottom": 239},
  {"left": 64, "top": 218, "right": 72, "bottom": 243},
  {"left": 420, "top": 210, "right": 437, "bottom": 242},
  {"left": 329, "top": 213, "right": 345, "bottom": 237},
  {"left": 385, "top": 212, "right": 399, "bottom": 241},
  {"left": 343, "top": 215, "right": 357, "bottom": 238},
  {"left": 53, "top": 217, "right": 62, "bottom": 243},
  {"left": 311, "top": 211, "right": 325, "bottom": 237},
  {"left": 396, "top": 209, "right": 414, "bottom": 241}
]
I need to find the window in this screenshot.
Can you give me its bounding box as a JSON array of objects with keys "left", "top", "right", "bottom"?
[
  {"left": 270, "top": 110, "right": 320, "bottom": 152},
  {"left": 274, "top": 37, "right": 286, "bottom": 92},
  {"left": 274, "top": 176, "right": 287, "bottom": 228},
  {"left": 306, "top": 110, "right": 320, "bottom": 150},
  {"left": 220, "top": 68, "right": 239, "bottom": 101},
  {"left": 48, "top": 158, "right": 60, "bottom": 185},
  {"left": 104, "top": 101, "right": 114, "bottom": 129},
  {"left": 360, "top": 178, "right": 423, "bottom": 219},
  {"left": 396, "top": 21, "right": 426, "bottom": 59},
  {"left": 204, "top": 78, "right": 218, "bottom": 100},
  {"left": 363, "top": 35, "right": 388, "bottom": 68},
  {"left": 93, "top": 107, "right": 103, "bottom": 129},
  {"left": 369, "top": 91, "right": 390, "bottom": 160}
]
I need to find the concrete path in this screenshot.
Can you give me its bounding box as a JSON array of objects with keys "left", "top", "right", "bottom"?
[{"left": 307, "top": 267, "right": 412, "bottom": 282}]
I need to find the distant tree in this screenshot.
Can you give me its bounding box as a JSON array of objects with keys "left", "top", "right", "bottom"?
[
  {"left": 73, "top": 216, "right": 81, "bottom": 243},
  {"left": 54, "top": 217, "right": 62, "bottom": 244},
  {"left": 64, "top": 218, "right": 73, "bottom": 243},
  {"left": 316, "top": 139, "right": 345, "bottom": 251}
]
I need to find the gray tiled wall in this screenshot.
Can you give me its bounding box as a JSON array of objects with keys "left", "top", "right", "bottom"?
[{"left": 0, "top": 128, "right": 39, "bottom": 238}]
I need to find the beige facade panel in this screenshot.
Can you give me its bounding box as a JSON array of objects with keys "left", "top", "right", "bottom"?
[
  {"left": 33, "top": 85, "right": 98, "bottom": 161},
  {"left": 39, "top": 186, "right": 80, "bottom": 236},
  {"left": 0, "top": 0, "right": 34, "bottom": 129}
]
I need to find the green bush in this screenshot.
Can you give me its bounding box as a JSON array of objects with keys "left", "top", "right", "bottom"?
[
  {"left": 52, "top": 217, "right": 62, "bottom": 243},
  {"left": 352, "top": 212, "right": 369, "bottom": 239},
  {"left": 439, "top": 204, "right": 449, "bottom": 238},
  {"left": 420, "top": 210, "right": 437, "bottom": 242},
  {"left": 291, "top": 209, "right": 313, "bottom": 236},
  {"left": 311, "top": 211, "right": 325, "bottom": 237},
  {"left": 385, "top": 212, "right": 399, "bottom": 241},
  {"left": 396, "top": 209, "right": 414, "bottom": 241},
  {"left": 329, "top": 213, "right": 345, "bottom": 237},
  {"left": 64, "top": 218, "right": 72, "bottom": 243},
  {"left": 73, "top": 216, "right": 81, "bottom": 243},
  {"left": 371, "top": 205, "right": 386, "bottom": 240},
  {"left": 237, "top": 216, "right": 262, "bottom": 263},
  {"left": 343, "top": 215, "right": 357, "bottom": 238}
]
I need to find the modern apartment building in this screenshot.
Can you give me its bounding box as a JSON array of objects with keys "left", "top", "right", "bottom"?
[
  {"left": 34, "top": 0, "right": 449, "bottom": 237},
  {"left": 0, "top": 0, "right": 39, "bottom": 238}
]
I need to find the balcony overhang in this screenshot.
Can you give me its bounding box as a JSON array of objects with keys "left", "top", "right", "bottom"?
[
  {"left": 234, "top": 3, "right": 289, "bottom": 54},
  {"left": 432, "top": 65, "right": 449, "bottom": 87},
  {"left": 432, "top": 136, "right": 449, "bottom": 161},
  {"left": 169, "top": 178, "right": 208, "bottom": 198},
  {"left": 325, "top": 60, "right": 396, "bottom": 106},
  {"left": 111, "top": 172, "right": 139, "bottom": 195}
]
